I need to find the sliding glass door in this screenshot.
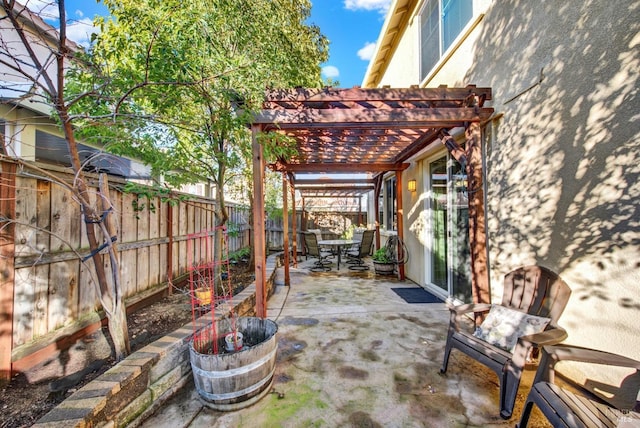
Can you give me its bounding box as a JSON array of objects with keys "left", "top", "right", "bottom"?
[{"left": 427, "top": 154, "right": 472, "bottom": 303}]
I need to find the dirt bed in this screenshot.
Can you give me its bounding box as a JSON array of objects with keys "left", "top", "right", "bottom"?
[{"left": 0, "top": 263, "right": 254, "bottom": 428}]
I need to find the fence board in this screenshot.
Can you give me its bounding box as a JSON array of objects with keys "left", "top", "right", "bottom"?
[
  {"left": 13, "top": 267, "right": 35, "bottom": 346},
  {"left": 148, "top": 195, "right": 160, "bottom": 286},
  {"left": 136, "top": 196, "right": 150, "bottom": 294},
  {"left": 194, "top": 202, "right": 202, "bottom": 235},
  {"left": 14, "top": 175, "right": 37, "bottom": 256},
  {"left": 177, "top": 202, "right": 188, "bottom": 279},
  {"left": 120, "top": 192, "right": 137, "bottom": 297},
  {"left": 47, "top": 260, "right": 78, "bottom": 332},
  {"left": 34, "top": 181, "right": 51, "bottom": 337},
  {"left": 158, "top": 201, "right": 168, "bottom": 285},
  {"left": 50, "top": 182, "right": 76, "bottom": 253},
  {"left": 78, "top": 258, "right": 97, "bottom": 313},
  {"left": 170, "top": 204, "right": 179, "bottom": 285}
]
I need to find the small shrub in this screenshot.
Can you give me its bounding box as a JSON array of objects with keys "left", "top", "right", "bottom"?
[{"left": 372, "top": 248, "right": 393, "bottom": 263}]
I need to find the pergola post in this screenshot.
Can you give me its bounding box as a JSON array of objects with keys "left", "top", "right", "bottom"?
[
  {"left": 290, "top": 179, "right": 298, "bottom": 268},
  {"left": 251, "top": 124, "right": 267, "bottom": 318},
  {"left": 282, "top": 174, "right": 290, "bottom": 286},
  {"left": 301, "top": 197, "right": 307, "bottom": 256},
  {"left": 465, "top": 122, "right": 490, "bottom": 316}
]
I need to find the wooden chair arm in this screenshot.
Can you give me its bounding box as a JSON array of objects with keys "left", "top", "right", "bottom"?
[
  {"left": 544, "top": 344, "right": 640, "bottom": 370},
  {"left": 535, "top": 344, "right": 640, "bottom": 385},
  {"left": 447, "top": 302, "right": 492, "bottom": 316},
  {"left": 518, "top": 326, "right": 568, "bottom": 349},
  {"left": 447, "top": 303, "right": 492, "bottom": 331}
]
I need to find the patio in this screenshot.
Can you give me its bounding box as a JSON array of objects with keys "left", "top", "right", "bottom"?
[{"left": 140, "top": 258, "right": 551, "bottom": 427}]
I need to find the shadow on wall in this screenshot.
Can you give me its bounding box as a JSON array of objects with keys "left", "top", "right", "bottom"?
[{"left": 464, "top": 0, "right": 639, "bottom": 305}]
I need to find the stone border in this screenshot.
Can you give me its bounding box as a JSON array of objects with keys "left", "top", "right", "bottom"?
[{"left": 33, "top": 255, "right": 281, "bottom": 428}]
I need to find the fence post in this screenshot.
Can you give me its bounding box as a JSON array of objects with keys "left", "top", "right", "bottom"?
[{"left": 0, "top": 161, "right": 17, "bottom": 385}]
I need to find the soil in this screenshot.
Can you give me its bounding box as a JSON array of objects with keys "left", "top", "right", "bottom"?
[{"left": 0, "top": 261, "right": 255, "bottom": 428}]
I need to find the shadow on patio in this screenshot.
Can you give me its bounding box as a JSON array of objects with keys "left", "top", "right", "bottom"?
[{"left": 141, "top": 258, "right": 551, "bottom": 427}]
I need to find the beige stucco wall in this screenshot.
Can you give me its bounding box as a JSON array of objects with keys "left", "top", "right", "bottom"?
[
  {"left": 373, "top": 0, "right": 640, "bottom": 374},
  {"left": 465, "top": 0, "right": 639, "bottom": 366}
]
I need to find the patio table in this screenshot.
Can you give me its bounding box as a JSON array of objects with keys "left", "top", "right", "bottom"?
[{"left": 317, "top": 239, "right": 359, "bottom": 270}]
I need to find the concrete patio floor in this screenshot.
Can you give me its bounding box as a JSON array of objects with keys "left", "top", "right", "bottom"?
[{"left": 139, "top": 259, "right": 552, "bottom": 427}]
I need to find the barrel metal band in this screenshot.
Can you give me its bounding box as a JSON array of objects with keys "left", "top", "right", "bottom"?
[
  {"left": 191, "top": 347, "right": 276, "bottom": 379},
  {"left": 195, "top": 366, "right": 275, "bottom": 401}
]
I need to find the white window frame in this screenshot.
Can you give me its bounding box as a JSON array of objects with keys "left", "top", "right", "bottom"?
[{"left": 419, "top": 0, "right": 474, "bottom": 81}]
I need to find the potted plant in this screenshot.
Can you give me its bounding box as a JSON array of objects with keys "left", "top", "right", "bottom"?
[{"left": 372, "top": 247, "right": 396, "bottom": 275}]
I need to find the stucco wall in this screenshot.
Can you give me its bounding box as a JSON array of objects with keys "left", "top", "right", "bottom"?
[
  {"left": 464, "top": 0, "right": 639, "bottom": 366},
  {"left": 376, "top": 0, "right": 640, "bottom": 373}
]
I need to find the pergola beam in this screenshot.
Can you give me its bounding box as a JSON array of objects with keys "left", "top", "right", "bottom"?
[
  {"left": 263, "top": 86, "right": 492, "bottom": 103},
  {"left": 255, "top": 107, "right": 493, "bottom": 126},
  {"left": 296, "top": 186, "right": 374, "bottom": 192},
  {"left": 294, "top": 178, "right": 375, "bottom": 185},
  {"left": 272, "top": 162, "right": 410, "bottom": 173}
]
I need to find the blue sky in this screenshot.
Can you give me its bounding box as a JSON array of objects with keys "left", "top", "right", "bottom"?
[{"left": 29, "top": 0, "right": 391, "bottom": 88}]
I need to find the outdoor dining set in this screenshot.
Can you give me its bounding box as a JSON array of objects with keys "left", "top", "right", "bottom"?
[{"left": 302, "top": 229, "right": 375, "bottom": 272}]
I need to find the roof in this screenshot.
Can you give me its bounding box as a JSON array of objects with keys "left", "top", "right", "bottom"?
[
  {"left": 252, "top": 86, "right": 493, "bottom": 198},
  {"left": 362, "top": 0, "right": 416, "bottom": 88}
]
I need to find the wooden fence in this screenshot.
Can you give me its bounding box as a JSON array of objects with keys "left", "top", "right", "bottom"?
[
  {"left": 1, "top": 163, "right": 254, "bottom": 367},
  {"left": 0, "top": 161, "right": 366, "bottom": 371}
]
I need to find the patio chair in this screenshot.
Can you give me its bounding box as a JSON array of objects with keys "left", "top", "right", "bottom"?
[
  {"left": 517, "top": 344, "right": 640, "bottom": 427},
  {"left": 303, "top": 232, "right": 332, "bottom": 272},
  {"left": 304, "top": 229, "right": 331, "bottom": 258},
  {"left": 347, "top": 229, "right": 375, "bottom": 271},
  {"left": 440, "top": 265, "right": 572, "bottom": 419}
]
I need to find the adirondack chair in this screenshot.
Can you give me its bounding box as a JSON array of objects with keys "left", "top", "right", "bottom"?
[
  {"left": 302, "top": 232, "right": 332, "bottom": 272},
  {"left": 517, "top": 344, "right": 640, "bottom": 427},
  {"left": 347, "top": 229, "right": 375, "bottom": 271},
  {"left": 440, "top": 265, "right": 572, "bottom": 419}
]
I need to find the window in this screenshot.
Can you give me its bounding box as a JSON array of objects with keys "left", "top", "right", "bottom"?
[
  {"left": 384, "top": 176, "right": 397, "bottom": 230},
  {"left": 420, "top": 0, "right": 473, "bottom": 80}
]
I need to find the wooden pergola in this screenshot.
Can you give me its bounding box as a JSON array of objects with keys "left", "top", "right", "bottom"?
[{"left": 250, "top": 86, "right": 493, "bottom": 317}]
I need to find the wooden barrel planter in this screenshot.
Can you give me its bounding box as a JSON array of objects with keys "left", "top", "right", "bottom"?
[
  {"left": 373, "top": 261, "right": 396, "bottom": 275},
  {"left": 189, "top": 317, "right": 278, "bottom": 411}
]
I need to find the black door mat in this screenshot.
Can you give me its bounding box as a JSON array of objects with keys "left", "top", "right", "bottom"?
[{"left": 391, "top": 287, "right": 443, "bottom": 304}]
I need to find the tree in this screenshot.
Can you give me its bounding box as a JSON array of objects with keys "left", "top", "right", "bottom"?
[
  {"left": 0, "top": 0, "right": 131, "bottom": 360},
  {"left": 1, "top": 0, "right": 327, "bottom": 363},
  {"left": 75, "top": 0, "right": 328, "bottom": 267}
]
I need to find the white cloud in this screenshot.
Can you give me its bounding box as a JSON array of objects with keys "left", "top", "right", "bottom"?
[
  {"left": 66, "top": 17, "right": 99, "bottom": 47},
  {"left": 25, "top": 1, "right": 99, "bottom": 46},
  {"left": 26, "top": 0, "right": 59, "bottom": 19},
  {"left": 322, "top": 65, "right": 340, "bottom": 79},
  {"left": 357, "top": 42, "right": 376, "bottom": 61},
  {"left": 344, "top": 0, "right": 391, "bottom": 14}
]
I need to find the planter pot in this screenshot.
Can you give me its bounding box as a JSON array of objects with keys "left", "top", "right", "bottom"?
[
  {"left": 225, "top": 331, "right": 244, "bottom": 352},
  {"left": 189, "top": 317, "right": 278, "bottom": 411},
  {"left": 194, "top": 288, "right": 211, "bottom": 305},
  {"left": 373, "top": 261, "right": 396, "bottom": 275}
]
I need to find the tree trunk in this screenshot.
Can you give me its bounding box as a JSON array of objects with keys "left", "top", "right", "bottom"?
[
  {"left": 99, "top": 175, "right": 130, "bottom": 357},
  {"left": 55, "top": 2, "right": 129, "bottom": 360},
  {"left": 106, "top": 304, "right": 129, "bottom": 358}
]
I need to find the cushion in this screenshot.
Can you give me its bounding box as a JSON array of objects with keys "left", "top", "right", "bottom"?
[{"left": 472, "top": 305, "right": 550, "bottom": 353}]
